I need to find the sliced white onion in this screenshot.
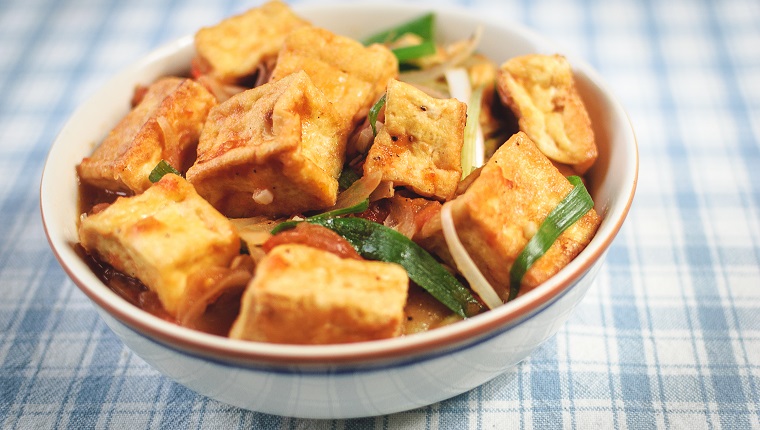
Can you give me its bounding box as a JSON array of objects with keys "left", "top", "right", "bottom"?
[
  {"left": 440, "top": 201, "right": 503, "bottom": 309},
  {"left": 253, "top": 57, "right": 276, "bottom": 88},
  {"left": 156, "top": 115, "right": 178, "bottom": 150},
  {"left": 467, "top": 89, "right": 486, "bottom": 172},
  {"left": 229, "top": 216, "right": 279, "bottom": 246},
  {"left": 178, "top": 268, "right": 251, "bottom": 329},
  {"left": 348, "top": 121, "right": 378, "bottom": 154},
  {"left": 473, "top": 119, "right": 485, "bottom": 168},
  {"left": 445, "top": 68, "right": 486, "bottom": 177},
  {"left": 369, "top": 179, "right": 395, "bottom": 201},
  {"left": 196, "top": 74, "right": 246, "bottom": 102},
  {"left": 445, "top": 68, "right": 472, "bottom": 103},
  {"left": 384, "top": 198, "right": 416, "bottom": 239},
  {"left": 332, "top": 170, "right": 383, "bottom": 210}
]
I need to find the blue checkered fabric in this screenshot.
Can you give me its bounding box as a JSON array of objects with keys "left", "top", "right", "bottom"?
[{"left": 2, "top": 0, "right": 760, "bottom": 428}]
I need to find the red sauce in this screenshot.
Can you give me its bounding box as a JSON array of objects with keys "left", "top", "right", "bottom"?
[
  {"left": 74, "top": 244, "right": 175, "bottom": 323},
  {"left": 74, "top": 244, "right": 243, "bottom": 336},
  {"left": 75, "top": 175, "right": 458, "bottom": 339},
  {"left": 77, "top": 180, "right": 128, "bottom": 216}
]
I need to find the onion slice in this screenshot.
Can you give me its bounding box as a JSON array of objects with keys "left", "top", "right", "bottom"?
[
  {"left": 445, "top": 68, "right": 485, "bottom": 177},
  {"left": 332, "top": 170, "right": 383, "bottom": 210},
  {"left": 368, "top": 94, "right": 386, "bottom": 136},
  {"left": 195, "top": 74, "right": 246, "bottom": 102},
  {"left": 399, "top": 26, "right": 483, "bottom": 84},
  {"left": 445, "top": 68, "right": 471, "bottom": 103},
  {"left": 462, "top": 86, "right": 485, "bottom": 177},
  {"left": 229, "top": 216, "right": 280, "bottom": 246},
  {"left": 440, "top": 201, "right": 503, "bottom": 309}
]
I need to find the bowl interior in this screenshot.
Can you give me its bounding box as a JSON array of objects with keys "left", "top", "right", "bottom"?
[{"left": 40, "top": 3, "right": 637, "bottom": 367}]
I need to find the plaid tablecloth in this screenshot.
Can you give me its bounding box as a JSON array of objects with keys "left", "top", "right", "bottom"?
[{"left": 2, "top": 0, "right": 759, "bottom": 428}]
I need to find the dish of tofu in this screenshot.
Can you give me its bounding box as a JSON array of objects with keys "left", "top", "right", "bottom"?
[{"left": 74, "top": 0, "right": 601, "bottom": 345}]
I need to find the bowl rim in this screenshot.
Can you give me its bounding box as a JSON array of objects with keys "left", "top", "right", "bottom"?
[{"left": 40, "top": 1, "right": 639, "bottom": 368}]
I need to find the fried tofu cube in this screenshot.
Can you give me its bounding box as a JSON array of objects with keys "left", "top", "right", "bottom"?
[
  {"left": 229, "top": 244, "right": 409, "bottom": 344},
  {"left": 194, "top": 0, "right": 310, "bottom": 83},
  {"left": 363, "top": 79, "right": 467, "bottom": 201},
  {"left": 77, "top": 77, "right": 216, "bottom": 194},
  {"left": 497, "top": 54, "right": 597, "bottom": 174},
  {"left": 78, "top": 174, "right": 241, "bottom": 317},
  {"left": 269, "top": 26, "right": 398, "bottom": 128},
  {"left": 185, "top": 70, "right": 347, "bottom": 218},
  {"left": 419, "top": 132, "right": 600, "bottom": 300}
]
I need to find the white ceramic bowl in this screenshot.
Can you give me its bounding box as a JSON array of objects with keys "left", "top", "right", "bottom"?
[{"left": 40, "top": 2, "right": 637, "bottom": 419}]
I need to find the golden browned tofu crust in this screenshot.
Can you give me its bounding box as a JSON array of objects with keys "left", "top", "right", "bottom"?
[
  {"left": 186, "top": 70, "right": 347, "bottom": 218},
  {"left": 269, "top": 26, "right": 398, "bottom": 128},
  {"left": 194, "top": 0, "right": 310, "bottom": 83},
  {"left": 497, "top": 54, "right": 597, "bottom": 174},
  {"left": 78, "top": 174, "right": 241, "bottom": 317},
  {"left": 363, "top": 79, "right": 466, "bottom": 201},
  {"left": 420, "top": 132, "right": 600, "bottom": 300},
  {"left": 229, "top": 244, "right": 409, "bottom": 344},
  {"left": 77, "top": 77, "right": 216, "bottom": 194}
]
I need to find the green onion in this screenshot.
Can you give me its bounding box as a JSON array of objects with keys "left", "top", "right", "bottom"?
[
  {"left": 391, "top": 40, "right": 437, "bottom": 62},
  {"left": 508, "top": 176, "right": 594, "bottom": 301},
  {"left": 362, "top": 13, "right": 435, "bottom": 45},
  {"left": 148, "top": 159, "right": 181, "bottom": 183},
  {"left": 311, "top": 200, "right": 370, "bottom": 221},
  {"left": 338, "top": 167, "right": 362, "bottom": 191},
  {"left": 270, "top": 199, "right": 370, "bottom": 235},
  {"left": 444, "top": 68, "right": 485, "bottom": 178},
  {"left": 461, "top": 86, "right": 485, "bottom": 178},
  {"left": 363, "top": 13, "right": 437, "bottom": 64},
  {"left": 399, "top": 63, "right": 422, "bottom": 73},
  {"left": 369, "top": 94, "right": 386, "bottom": 137},
  {"left": 307, "top": 217, "right": 483, "bottom": 318},
  {"left": 270, "top": 201, "right": 483, "bottom": 317}
]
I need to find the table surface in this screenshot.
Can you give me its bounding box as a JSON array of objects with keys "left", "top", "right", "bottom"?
[{"left": 2, "top": 0, "right": 760, "bottom": 428}]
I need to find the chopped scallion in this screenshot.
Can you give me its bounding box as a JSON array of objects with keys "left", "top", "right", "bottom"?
[
  {"left": 338, "top": 167, "right": 362, "bottom": 191},
  {"left": 508, "top": 176, "right": 594, "bottom": 301},
  {"left": 270, "top": 199, "right": 370, "bottom": 235},
  {"left": 148, "top": 160, "right": 181, "bottom": 183},
  {"left": 445, "top": 67, "right": 485, "bottom": 178},
  {"left": 391, "top": 40, "right": 437, "bottom": 62},
  {"left": 462, "top": 86, "right": 485, "bottom": 177},
  {"left": 363, "top": 13, "right": 437, "bottom": 64},
  {"left": 310, "top": 199, "right": 370, "bottom": 222},
  {"left": 369, "top": 94, "right": 386, "bottom": 137},
  {"left": 308, "top": 217, "right": 483, "bottom": 318},
  {"left": 362, "top": 13, "right": 435, "bottom": 45},
  {"left": 270, "top": 202, "right": 483, "bottom": 318}
]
